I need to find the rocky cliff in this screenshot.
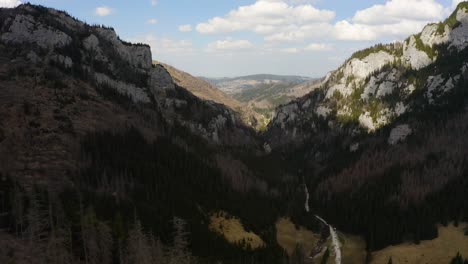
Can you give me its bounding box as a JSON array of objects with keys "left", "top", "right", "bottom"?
[{"left": 265, "top": 3, "right": 468, "bottom": 149}]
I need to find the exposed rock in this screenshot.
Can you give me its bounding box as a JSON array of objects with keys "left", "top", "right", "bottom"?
[
  {"left": 326, "top": 83, "right": 352, "bottom": 98},
  {"left": 402, "top": 36, "right": 432, "bottom": 70},
  {"left": 343, "top": 51, "right": 395, "bottom": 79},
  {"left": 316, "top": 105, "right": 331, "bottom": 118},
  {"left": 376, "top": 81, "right": 395, "bottom": 98},
  {"left": 395, "top": 102, "right": 407, "bottom": 116},
  {"left": 95, "top": 28, "right": 152, "bottom": 70},
  {"left": 149, "top": 65, "right": 176, "bottom": 96},
  {"left": 94, "top": 72, "right": 151, "bottom": 103},
  {"left": 426, "top": 75, "right": 460, "bottom": 104},
  {"left": 1, "top": 14, "right": 72, "bottom": 49},
  {"left": 209, "top": 115, "right": 228, "bottom": 142},
  {"left": 359, "top": 112, "right": 376, "bottom": 132},
  {"left": 404, "top": 84, "right": 416, "bottom": 96},
  {"left": 420, "top": 23, "right": 449, "bottom": 48},
  {"left": 361, "top": 76, "right": 379, "bottom": 100},
  {"left": 275, "top": 103, "right": 299, "bottom": 129},
  {"left": 388, "top": 124, "right": 412, "bottom": 145},
  {"left": 449, "top": 7, "right": 468, "bottom": 51}
]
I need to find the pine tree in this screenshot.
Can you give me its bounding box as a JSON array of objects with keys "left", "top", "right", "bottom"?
[
  {"left": 168, "top": 217, "right": 192, "bottom": 264},
  {"left": 125, "top": 219, "right": 153, "bottom": 264}
]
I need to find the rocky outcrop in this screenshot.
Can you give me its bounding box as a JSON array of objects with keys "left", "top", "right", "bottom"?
[
  {"left": 0, "top": 4, "right": 256, "bottom": 148},
  {"left": 95, "top": 28, "right": 152, "bottom": 70},
  {"left": 265, "top": 3, "right": 468, "bottom": 149},
  {"left": 402, "top": 36, "right": 432, "bottom": 70},
  {"left": 343, "top": 51, "right": 395, "bottom": 79},
  {"left": 1, "top": 14, "right": 72, "bottom": 49},
  {"left": 449, "top": 8, "right": 468, "bottom": 51}
]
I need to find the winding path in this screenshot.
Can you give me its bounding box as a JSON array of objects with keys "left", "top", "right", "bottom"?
[{"left": 303, "top": 184, "right": 341, "bottom": 264}]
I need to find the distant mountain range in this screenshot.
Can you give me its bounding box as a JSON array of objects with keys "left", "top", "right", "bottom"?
[{"left": 203, "top": 74, "right": 323, "bottom": 129}]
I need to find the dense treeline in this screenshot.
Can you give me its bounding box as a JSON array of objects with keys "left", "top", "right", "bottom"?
[
  {"left": 0, "top": 125, "right": 289, "bottom": 263},
  {"left": 75, "top": 126, "right": 287, "bottom": 263}
]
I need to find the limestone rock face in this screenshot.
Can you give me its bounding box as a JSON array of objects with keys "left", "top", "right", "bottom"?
[
  {"left": 343, "top": 51, "right": 395, "bottom": 80},
  {"left": 149, "top": 65, "right": 176, "bottom": 96},
  {"left": 420, "top": 24, "right": 450, "bottom": 48},
  {"left": 94, "top": 72, "right": 151, "bottom": 103},
  {"left": 95, "top": 28, "right": 152, "bottom": 70},
  {"left": 449, "top": 8, "right": 468, "bottom": 51},
  {"left": 402, "top": 36, "right": 432, "bottom": 70},
  {"left": 1, "top": 14, "right": 72, "bottom": 49}
]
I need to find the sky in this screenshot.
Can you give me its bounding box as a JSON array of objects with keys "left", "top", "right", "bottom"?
[{"left": 1, "top": 0, "right": 464, "bottom": 77}]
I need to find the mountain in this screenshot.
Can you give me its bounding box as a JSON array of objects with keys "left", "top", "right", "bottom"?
[
  {"left": 156, "top": 62, "right": 263, "bottom": 128},
  {"left": 263, "top": 0, "right": 468, "bottom": 251},
  {"left": 205, "top": 74, "right": 320, "bottom": 129},
  {"left": 1, "top": 3, "right": 468, "bottom": 264},
  {"left": 0, "top": 5, "right": 283, "bottom": 264}
]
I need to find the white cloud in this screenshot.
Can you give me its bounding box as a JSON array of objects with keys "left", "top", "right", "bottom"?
[
  {"left": 334, "top": 0, "right": 448, "bottom": 41},
  {"left": 95, "top": 6, "right": 113, "bottom": 17},
  {"left": 0, "top": 0, "right": 21, "bottom": 8},
  {"left": 353, "top": 0, "right": 446, "bottom": 25},
  {"left": 196, "top": 0, "right": 335, "bottom": 34},
  {"left": 178, "top": 24, "right": 192, "bottom": 32},
  {"left": 280, "top": 47, "right": 300, "bottom": 53},
  {"left": 196, "top": 0, "right": 451, "bottom": 43},
  {"left": 206, "top": 39, "right": 254, "bottom": 52},
  {"left": 304, "top": 43, "right": 333, "bottom": 51},
  {"left": 151, "top": 0, "right": 157, "bottom": 6},
  {"left": 146, "top": 19, "right": 158, "bottom": 25}
]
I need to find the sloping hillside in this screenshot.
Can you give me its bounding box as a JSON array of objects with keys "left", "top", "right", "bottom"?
[
  {"left": 263, "top": 1, "right": 468, "bottom": 251},
  {"left": 157, "top": 62, "right": 263, "bottom": 128}
]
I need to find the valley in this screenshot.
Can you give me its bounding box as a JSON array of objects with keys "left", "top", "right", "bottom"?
[
  {"left": 204, "top": 75, "right": 323, "bottom": 129},
  {"left": 0, "top": 2, "right": 468, "bottom": 264}
]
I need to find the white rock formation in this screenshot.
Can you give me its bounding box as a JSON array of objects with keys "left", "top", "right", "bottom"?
[
  {"left": 1, "top": 15, "right": 72, "bottom": 49},
  {"left": 404, "top": 84, "right": 416, "bottom": 96},
  {"left": 95, "top": 28, "right": 152, "bottom": 70},
  {"left": 359, "top": 112, "right": 376, "bottom": 131},
  {"left": 94, "top": 72, "right": 151, "bottom": 103},
  {"left": 376, "top": 81, "right": 396, "bottom": 98},
  {"left": 388, "top": 124, "right": 412, "bottom": 145},
  {"left": 83, "top": 34, "right": 108, "bottom": 62},
  {"left": 449, "top": 8, "right": 468, "bottom": 51},
  {"left": 361, "top": 77, "right": 378, "bottom": 100},
  {"left": 316, "top": 105, "right": 332, "bottom": 118},
  {"left": 420, "top": 23, "right": 450, "bottom": 47},
  {"left": 275, "top": 103, "right": 299, "bottom": 129},
  {"left": 426, "top": 75, "right": 445, "bottom": 104},
  {"left": 343, "top": 51, "right": 395, "bottom": 79},
  {"left": 402, "top": 36, "right": 432, "bottom": 70},
  {"left": 394, "top": 102, "right": 407, "bottom": 116},
  {"left": 326, "top": 83, "right": 353, "bottom": 98}
]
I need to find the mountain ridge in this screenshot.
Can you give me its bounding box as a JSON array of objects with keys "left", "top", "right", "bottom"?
[{"left": 0, "top": 2, "right": 468, "bottom": 264}]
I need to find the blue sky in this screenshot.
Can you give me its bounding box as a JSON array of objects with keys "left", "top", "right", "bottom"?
[{"left": 6, "top": 0, "right": 463, "bottom": 77}]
